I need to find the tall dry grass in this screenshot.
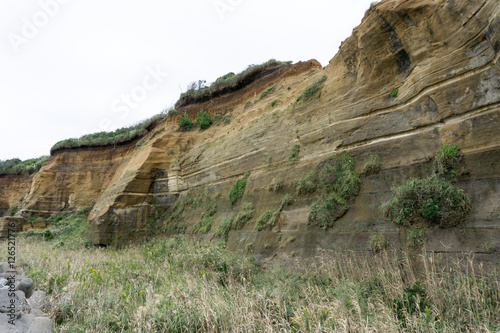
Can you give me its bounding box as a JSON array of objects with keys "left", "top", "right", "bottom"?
[{"left": 1, "top": 234, "right": 498, "bottom": 332}]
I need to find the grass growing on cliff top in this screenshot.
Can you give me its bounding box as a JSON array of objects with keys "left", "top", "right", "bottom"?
[
  {"left": 3, "top": 235, "right": 499, "bottom": 332},
  {"left": 50, "top": 112, "right": 173, "bottom": 154},
  {"left": 177, "top": 59, "right": 291, "bottom": 107},
  {"left": 0, "top": 156, "right": 50, "bottom": 175}
]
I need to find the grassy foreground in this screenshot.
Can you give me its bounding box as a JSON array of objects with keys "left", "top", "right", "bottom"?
[{"left": 1, "top": 215, "right": 499, "bottom": 332}]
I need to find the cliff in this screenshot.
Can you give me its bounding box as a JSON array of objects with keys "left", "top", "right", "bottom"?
[{"left": 3, "top": 0, "right": 500, "bottom": 264}]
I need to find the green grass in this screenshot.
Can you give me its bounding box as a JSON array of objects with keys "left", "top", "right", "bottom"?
[
  {"left": 228, "top": 177, "right": 248, "bottom": 206},
  {"left": 363, "top": 154, "right": 381, "bottom": 174},
  {"left": 434, "top": 144, "right": 461, "bottom": 177},
  {"left": 370, "top": 235, "right": 388, "bottom": 253},
  {"left": 0, "top": 156, "right": 50, "bottom": 175},
  {"left": 296, "top": 171, "right": 318, "bottom": 195},
  {"left": 381, "top": 176, "right": 471, "bottom": 228},
  {"left": 232, "top": 202, "right": 254, "bottom": 230},
  {"left": 268, "top": 177, "right": 284, "bottom": 192},
  {"left": 259, "top": 85, "right": 276, "bottom": 100},
  {"left": 51, "top": 112, "right": 172, "bottom": 154},
  {"left": 296, "top": 74, "right": 327, "bottom": 102},
  {"left": 4, "top": 235, "right": 498, "bottom": 332},
  {"left": 307, "top": 152, "right": 361, "bottom": 229},
  {"left": 255, "top": 210, "right": 279, "bottom": 231},
  {"left": 289, "top": 144, "right": 300, "bottom": 163},
  {"left": 390, "top": 88, "right": 399, "bottom": 97},
  {"left": 195, "top": 109, "right": 213, "bottom": 130},
  {"left": 177, "top": 59, "right": 291, "bottom": 108},
  {"left": 178, "top": 111, "right": 194, "bottom": 132}
]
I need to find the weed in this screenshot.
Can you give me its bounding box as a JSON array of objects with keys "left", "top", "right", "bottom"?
[
  {"left": 296, "top": 75, "right": 327, "bottom": 102},
  {"left": 232, "top": 202, "right": 254, "bottom": 229},
  {"left": 296, "top": 171, "right": 318, "bottom": 195},
  {"left": 268, "top": 177, "right": 284, "bottom": 192},
  {"left": 289, "top": 144, "right": 301, "bottom": 163},
  {"left": 259, "top": 85, "right": 276, "bottom": 100},
  {"left": 195, "top": 109, "right": 213, "bottom": 130},
  {"left": 390, "top": 88, "right": 398, "bottom": 97},
  {"left": 244, "top": 100, "right": 253, "bottom": 109},
  {"left": 363, "top": 155, "right": 381, "bottom": 174},
  {"left": 271, "top": 100, "right": 278, "bottom": 107},
  {"left": 215, "top": 215, "right": 234, "bottom": 242},
  {"left": 167, "top": 150, "right": 174, "bottom": 156},
  {"left": 370, "top": 235, "right": 388, "bottom": 253},
  {"left": 434, "top": 144, "right": 461, "bottom": 178},
  {"left": 178, "top": 112, "right": 194, "bottom": 131},
  {"left": 229, "top": 177, "right": 248, "bottom": 206},
  {"left": 381, "top": 176, "right": 471, "bottom": 228},
  {"left": 255, "top": 210, "right": 280, "bottom": 231}
]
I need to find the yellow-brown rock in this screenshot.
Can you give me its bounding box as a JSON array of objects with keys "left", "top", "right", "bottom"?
[{"left": 2, "top": 0, "right": 499, "bottom": 264}]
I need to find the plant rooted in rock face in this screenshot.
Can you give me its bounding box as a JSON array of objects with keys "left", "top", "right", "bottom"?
[
  {"left": 229, "top": 177, "right": 248, "bottom": 206},
  {"left": 296, "top": 74, "right": 327, "bottom": 102},
  {"left": 307, "top": 152, "right": 361, "bottom": 229},
  {"left": 363, "top": 155, "right": 381, "bottom": 174},
  {"left": 195, "top": 109, "right": 213, "bottom": 130},
  {"left": 434, "top": 144, "right": 462, "bottom": 178},
  {"left": 381, "top": 176, "right": 471, "bottom": 228},
  {"left": 178, "top": 112, "right": 194, "bottom": 132}
]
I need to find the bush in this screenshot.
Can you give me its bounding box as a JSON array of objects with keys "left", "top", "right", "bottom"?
[
  {"left": 381, "top": 176, "right": 471, "bottom": 228},
  {"left": 370, "top": 235, "right": 388, "bottom": 253},
  {"left": 363, "top": 155, "right": 381, "bottom": 174},
  {"left": 178, "top": 112, "right": 194, "bottom": 131},
  {"left": 195, "top": 109, "right": 213, "bottom": 130},
  {"left": 51, "top": 112, "right": 170, "bottom": 154},
  {"left": 296, "top": 171, "right": 318, "bottom": 195},
  {"left": 229, "top": 177, "right": 248, "bottom": 206},
  {"left": 434, "top": 144, "right": 461, "bottom": 177},
  {"left": 296, "top": 74, "right": 327, "bottom": 102},
  {"left": 307, "top": 152, "right": 361, "bottom": 228},
  {"left": 0, "top": 156, "right": 50, "bottom": 175}
]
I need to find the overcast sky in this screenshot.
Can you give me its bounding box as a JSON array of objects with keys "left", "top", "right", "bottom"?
[{"left": 0, "top": 0, "right": 375, "bottom": 160}]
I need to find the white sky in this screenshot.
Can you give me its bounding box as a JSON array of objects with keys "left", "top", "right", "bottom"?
[{"left": 0, "top": 0, "right": 375, "bottom": 160}]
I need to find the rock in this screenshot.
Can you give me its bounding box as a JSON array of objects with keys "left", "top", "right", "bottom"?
[
  {"left": 0, "top": 217, "right": 25, "bottom": 239},
  {"left": 27, "top": 317, "right": 52, "bottom": 333},
  {"left": 0, "top": 262, "right": 11, "bottom": 274},
  {"left": 14, "top": 290, "right": 25, "bottom": 300},
  {"left": 27, "top": 291, "right": 46, "bottom": 317},
  {"left": 0, "top": 289, "right": 20, "bottom": 314},
  {"left": 17, "top": 279, "right": 33, "bottom": 299},
  {"left": 0, "top": 278, "right": 8, "bottom": 287}
]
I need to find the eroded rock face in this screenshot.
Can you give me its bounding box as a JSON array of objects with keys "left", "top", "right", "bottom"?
[{"left": 4, "top": 0, "right": 500, "bottom": 262}]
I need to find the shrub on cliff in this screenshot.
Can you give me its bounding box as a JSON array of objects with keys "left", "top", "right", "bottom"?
[
  {"left": 296, "top": 74, "right": 327, "bottom": 102},
  {"left": 434, "top": 144, "right": 462, "bottom": 178},
  {"left": 229, "top": 177, "right": 248, "bottom": 206},
  {"left": 381, "top": 176, "right": 471, "bottom": 228},
  {"left": 195, "top": 109, "right": 213, "bottom": 130},
  {"left": 177, "top": 112, "right": 194, "bottom": 131}
]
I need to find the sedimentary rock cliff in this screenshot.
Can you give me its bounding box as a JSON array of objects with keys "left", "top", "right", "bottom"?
[{"left": 3, "top": 0, "right": 500, "bottom": 264}]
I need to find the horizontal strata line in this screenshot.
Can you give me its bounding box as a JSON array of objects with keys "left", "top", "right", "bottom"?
[
  {"left": 339, "top": 101, "right": 500, "bottom": 150},
  {"left": 302, "top": 43, "right": 500, "bottom": 142}
]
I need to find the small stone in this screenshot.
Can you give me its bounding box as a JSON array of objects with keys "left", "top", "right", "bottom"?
[
  {"left": 27, "top": 317, "right": 52, "bottom": 333},
  {"left": 17, "top": 278, "right": 34, "bottom": 299},
  {"left": 0, "top": 278, "right": 7, "bottom": 287},
  {"left": 15, "top": 290, "right": 25, "bottom": 300}
]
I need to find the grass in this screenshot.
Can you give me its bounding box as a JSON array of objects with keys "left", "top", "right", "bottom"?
[
  {"left": 296, "top": 74, "right": 327, "bottom": 102},
  {"left": 177, "top": 59, "right": 291, "bottom": 109},
  {"left": 259, "top": 85, "right": 276, "bottom": 100},
  {"left": 289, "top": 144, "right": 300, "bottom": 163},
  {"left": 268, "top": 177, "right": 284, "bottom": 192},
  {"left": 255, "top": 210, "right": 279, "bottom": 231},
  {"left": 308, "top": 152, "right": 361, "bottom": 229},
  {"left": 390, "top": 88, "right": 399, "bottom": 97},
  {"left": 381, "top": 176, "right": 472, "bottom": 228},
  {"left": 51, "top": 112, "right": 172, "bottom": 154},
  {"left": 370, "top": 235, "right": 388, "bottom": 253},
  {"left": 363, "top": 154, "right": 381, "bottom": 174},
  {"left": 435, "top": 144, "right": 461, "bottom": 178},
  {"left": 4, "top": 234, "right": 499, "bottom": 332},
  {"left": 296, "top": 171, "right": 318, "bottom": 195},
  {"left": 232, "top": 202, "right": 254, "bottom": 230},
  {"left": 228, "top": 177, "right": 248, "bottom": 206},
  {"left": 0, "top": 156, "right": 50, "bottom": 175}
]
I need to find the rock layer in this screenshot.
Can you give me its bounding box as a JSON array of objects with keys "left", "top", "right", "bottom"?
[{"left": 3, "top": 0, "right": 500, "bottom": 264}]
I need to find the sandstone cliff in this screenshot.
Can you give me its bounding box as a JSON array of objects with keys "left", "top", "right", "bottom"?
[{"left": 3, "top": 0, "right": 500, "bottom": 264}]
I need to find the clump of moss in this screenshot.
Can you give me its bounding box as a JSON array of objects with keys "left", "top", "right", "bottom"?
[
  {"left": 296, "top": 74, "right": 327, "bottom": 102},
  {"left": 381, "top": 176, "right": 471, "bottom": 228},
  {"left": 228, "top": 177, "right": 248, "bottom": 206},
  {"left": 307, "top": 152, "right": 361, "bottom": 229}
]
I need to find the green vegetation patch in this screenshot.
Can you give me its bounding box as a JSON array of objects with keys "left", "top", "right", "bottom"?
[
  {"left": 232, "top": 202, "right": 254, "bottom": 230},
  {"left": 51, "top": 112, "right": 172, "bottom": 154},
  {"left": 255, "top": 210, "right": 280, "bottom": 231},
  {"left": 177, "top": 111, "right": 194, "bottom": 132},
  {"left": 307, "top": 152, "right": 361, "bottom": 229},
  {"left": 381, "top": 176, "right": 471, "bottom": 228},
  {"left": 296, "top": 171, "right": 318, "bottom": 195},
  {"left": 289, "top": 144, "right": 301, "bottom": 163},
  {"left": 0, "top": 156, "right": 50, "bottom": 175},
  {"left": 296, "top": 74, "right": 327, "bottom": 102},
  {"left": 268, "top": 177, "right": 284, "bottom": 192},
  {"left": 434, "top": 144, "right": 461, "bottom": 178},
  {"left": 229, "top": 177, "right": 248, "bottom": 206},
  {"left": 195, "top": 109, "right": 213, "bottom": 130},
  {"left": 370, "top": 235, "right": 388, "bottom": 253},
  {"left": 363, "top": 154, "right": 381, "bottom": 174},
  {"left": 390, "top": 88, "right": 399, "bottom": 97},
  {"left": 259, "top": 85, "right": 276, "bottom": 100}
]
